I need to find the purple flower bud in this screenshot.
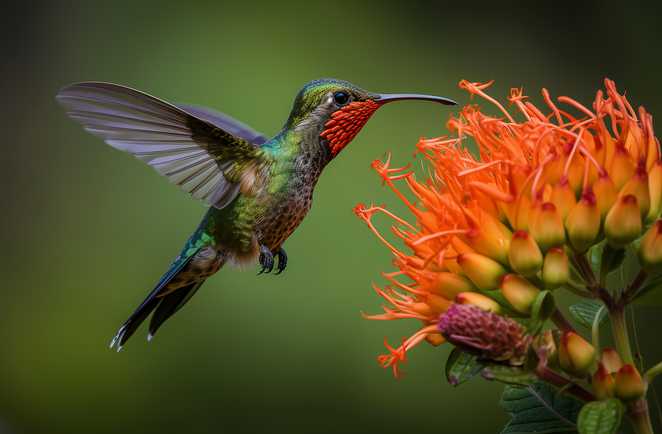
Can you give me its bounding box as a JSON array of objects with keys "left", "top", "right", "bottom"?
[{"left": 438, "top": 303, "right": 531, "bottom": 365}]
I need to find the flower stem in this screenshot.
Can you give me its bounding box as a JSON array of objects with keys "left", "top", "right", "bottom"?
[
  {"left": 573, "top": 253, "right": 598, "bottom": 289},
  {"left": 628, "top": 398, "right": 655, "bottom": 434},
  {"left": 622, "top": 269, "right": 649, "bottom": 304},
  {"left": 551, "top": 309, "right": 575, "bottom": 333},
  {"left": 610, "top": 318, "right": 655, "bottom": 434},
  {"left": 563, "top": 279, "right": 596, "bottom": 298},
  {"left": 535, "top": 364, "right": 595, "bottom": 402},
  {"left": 645, "top": 360, "right": 662, "bottom": 384},
  {"left": 610, "top": 306, "right": 634, "bottom": 364}
]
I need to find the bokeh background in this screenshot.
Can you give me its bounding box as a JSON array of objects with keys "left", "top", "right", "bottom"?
[{"left": 2, "top": 1, "right": 662, "bottom": 433}]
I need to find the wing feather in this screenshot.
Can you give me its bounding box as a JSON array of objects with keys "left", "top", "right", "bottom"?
[
  {"left": 56, "top": 82, "right": 268, "bottom": 208},
  {"left": 175, "top": 103, "right": 267, "bottom": 145}
]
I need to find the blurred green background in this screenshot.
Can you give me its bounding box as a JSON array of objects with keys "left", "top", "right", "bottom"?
[{"left": 2, "top": 1, "right": 662, "bottom": 433}]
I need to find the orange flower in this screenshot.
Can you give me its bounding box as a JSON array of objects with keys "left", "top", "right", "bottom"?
[{"left": 356, "top": 79, "right": 660, "bottom": 377}]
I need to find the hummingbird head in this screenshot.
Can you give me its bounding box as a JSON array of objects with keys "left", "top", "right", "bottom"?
[{"left": 284, "top": 78, "right": 456, "bottom": 157}]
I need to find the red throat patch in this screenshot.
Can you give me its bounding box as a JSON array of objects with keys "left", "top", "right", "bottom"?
[{"left": 320, "top": 100, "right": 380, "bottom": 156}]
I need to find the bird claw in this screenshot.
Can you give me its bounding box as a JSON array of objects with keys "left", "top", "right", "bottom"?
[
  {"left": 258, "top": 245, "right": 274, "bottom": 274},
  {"left": 275, "top": 248, "right": 288, "bottom": 275},
  {"left": 258, "top": 246, "right": 288, "bottom": 275}
]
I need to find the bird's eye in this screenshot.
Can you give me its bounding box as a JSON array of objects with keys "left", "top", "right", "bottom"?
[{"left": 333, "top": 91, "right": 350, "bottom": 105}]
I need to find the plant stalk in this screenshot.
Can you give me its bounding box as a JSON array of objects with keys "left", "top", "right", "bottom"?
[
  {"left": 628, "top": 398, "right": 655, "bottom": 434},
  {"left": 645, "top": 361, "right": 662, "bottom": 383},
  {"left": 535, "top": 364, "right": 595, "bottom": 402},
  {"left": 609, "top": 303, "right": 654, "bottom": 433},
  {"left": 610, "top": 306, "right": 634, "bottom": 365}
]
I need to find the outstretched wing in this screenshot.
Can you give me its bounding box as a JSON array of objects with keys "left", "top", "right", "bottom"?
[
  {"left": 56, "top": 82, "right": 268, "bottom": 208},
  {"left": 175, "top": 103, "right": 268, "bottom": 145}
]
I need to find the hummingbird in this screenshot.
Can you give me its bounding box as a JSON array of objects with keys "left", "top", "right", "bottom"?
[{"left": 56, "top": 78, "right": 456, "bottom": 350}]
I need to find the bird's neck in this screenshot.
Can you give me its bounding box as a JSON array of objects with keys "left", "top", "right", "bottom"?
[{"left": 268, "top": 120, "right": 333, "bottom": 167}]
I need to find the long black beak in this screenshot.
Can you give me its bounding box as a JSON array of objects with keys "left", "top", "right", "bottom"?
[{"left": 375, "top": 93, "right": 457, "bottom": 106}]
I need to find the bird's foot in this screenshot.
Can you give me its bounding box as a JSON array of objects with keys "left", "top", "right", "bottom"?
[
  {"left": 258, "top": 245, "right": 274, "bottom": 274},
  {"left": 275, "top": 248, "right": 288, "bottom": 275}
]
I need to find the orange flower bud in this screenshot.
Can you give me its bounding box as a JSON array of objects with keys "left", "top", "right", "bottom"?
[
  {"left": 592, "top": 363, "right": 615, "bottom": 399},
  {"left": 647, "top": 161, "right": 662, "bottom": 222},
  {"left": 428, "top": 272, "right": 476, "bottom": 299},
  {"left": 600, "top": 347, "right": 623, "bottom": 374},
  {"left": 604, "top": 194, "right": 642, "bottom": 247},
  {"left": 455, "top": 292, "right": 501, "bottom": 313},
  {"left": 542, "top": 247, "right": 569, "bottom": 289},
  {"left": 593, "top": 174, "right": 618, "bottom": 218},
  {"left": 551, "top": 180, "right": 576, "bottom": 220},
  {"left": 513, "top": 195, "right": 532, "bottom": 231},
  {"left": 558, "top": 331, "right": 596, "bottom": 377},
  {"left": 508, "top": 230, "right": 543, "bottom": 276},
  {"left": 465, "top": 213, "right": 512, "bottom": 265},
  {"left": 614, "top": 364, "right": 646, "bottom": 401},
  {"left": 530, "top": 202, "right": 565, "bottom": 251},
  {"left": 457, "top": 252, "right": 508, "bottom": 291},
  {"left": 609, "top": 146, "right": 636, "bottom": 190},
  {"left": 639, "top": 220, "right": 662, "bottom": 268},
  {"left": 566, "top": 191, "right": 601, "bottom": 253},
  {"left": 619, "top": 167, "right": 650, "bottom": 218},
  {"left": 499, "top": 274, "right": 540, "bottom": 314}
]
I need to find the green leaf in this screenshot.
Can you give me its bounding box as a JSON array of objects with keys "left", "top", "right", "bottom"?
[
  {"left": 444, "top": 347, "right": 482, "bottom": 386},
  {"left": 577, "top": 399, "right": 624, "bottom": 434},
  {"left": 500, "top": 382, "right": 583, "bottom": 434},
  {"left": 569, "top": 300, "right": 606, "bottom": 329},
  {"left": 482, "top": 364, "right": 537, "bottom": 386}
]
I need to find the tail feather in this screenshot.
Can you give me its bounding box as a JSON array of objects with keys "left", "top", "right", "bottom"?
[
  {"left": 110, "top": 246, "right": 203, "bottom": 351},
  {"left": 148, "top": 280, "right": 204, "bottom": 340},
  {"left": 109, "top": 297, "right": 160, "bottom": 350}
]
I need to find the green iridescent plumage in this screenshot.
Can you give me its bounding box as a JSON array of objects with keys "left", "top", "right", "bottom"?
[{"left": 56, "top": 78, "right": 455, "bottom": 350}]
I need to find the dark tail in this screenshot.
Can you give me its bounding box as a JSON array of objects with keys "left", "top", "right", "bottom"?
[
  {"left": 109, "top": 245, "right": 212, "bottom": 351},
  {"left": 109, "top": 281, "right": 205, "bottom": 351}
]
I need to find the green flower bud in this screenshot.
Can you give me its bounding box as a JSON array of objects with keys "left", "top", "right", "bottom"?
[
  {"left": 638, "top": 220, "right": 662, "bottom": 268},
  {"left": 457, "top": 252, "right": 507, "bottom": 291},
  {"left": 428, "top": 272, "right": 476, "bottom": 299},
  {"left": 592, "top": 363, "right": 615, "bottom": 400},
  {"left": 619, "top": 167, "right": 650, "bottom": 218},
  {"left": 605, "top": 194, "right": 642, "bottom": 247},
  {"left": 508, "top": 230, "right": 543, "bottom": 276},
  {"left": 464, "top": 214, "right": 512, "bottom": 265},
  {"left": 566, "top": 191, "right": 601, "bottom": 253},
  {"left": 551, "top": 180, "right": 576, "bottom": 220},
  {"left": 542, "top": 247, "right": 569, "bottom": 289},
  {"left": 593, "top": 174, "right": 618, "bottom": 219},
  {"left": 530, "top": 202, "right": 565, "bottom": 251},
  {"left": 559, "top": 331, "right": 595, "bottom": 377},
  {"left": 499, "top": 274, "right": 540, "bottom": 314},
  {"left": 455, "top": 292, "right": 502, "bottom": 313},
  {"left": 614, "top": 364, "right": 646, "bottom": 401}
]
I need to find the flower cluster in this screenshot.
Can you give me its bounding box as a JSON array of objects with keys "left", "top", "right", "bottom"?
[{"left": 356, "top": 79, "right": 662, "bottom": 377}]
